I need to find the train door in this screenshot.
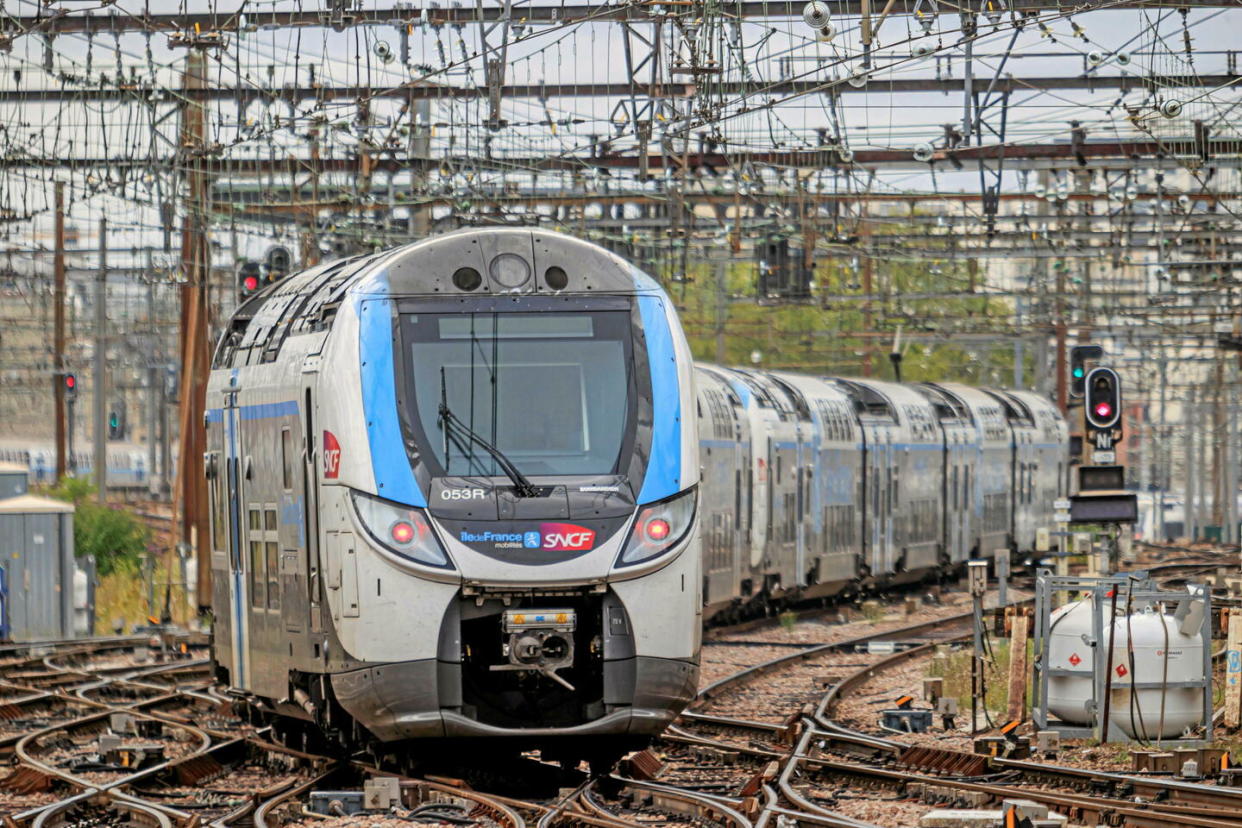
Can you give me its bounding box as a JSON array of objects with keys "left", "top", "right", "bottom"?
[
  {"left": 222, "top": 389, "right": 249, "bottom": 689},
  {"left": 950, "top": 439, "right": 964, "bottom": 562},
  {"left": 882, "top": 433, "right": 894, "bottom": 574},
  {"left": 301, "top": 385, "right": 323, "bottom": 639},
  {"left": 867, "top": 429, "right": 884, "bottom": 575},
  {"left": 794, "top": 424, "right": 807, "bottom": 586}
]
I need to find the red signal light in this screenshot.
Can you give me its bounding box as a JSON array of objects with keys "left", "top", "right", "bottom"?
[
  {"left": 390, "top": 521, "right": 416, "bottom": 545},
  {"left": 64, "top": 375, "right": 75, "bottom": 390},
  {"left": 243, "top": 275, "right": 260, "bottom": 292},
  {"left": 1095, "top": 402, "right": 1112, "bottom": 419},
  {"left": 646, "top": 518, "right": 671, "bottom": 542}
]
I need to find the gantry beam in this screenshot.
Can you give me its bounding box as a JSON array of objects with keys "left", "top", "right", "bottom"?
[
  {"left": 4, "top": 0, "right": 1238, "bottom": 36},
  {"left": 2, "top": 74, "right": 1236, "bottom": 104},
  {"left": 5, "top": 137, "right": 1239, "bottom": 172}
]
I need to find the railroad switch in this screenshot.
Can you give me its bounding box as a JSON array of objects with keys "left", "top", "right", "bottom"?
[
  {"left": 135, "top": 719, "right": 164, "bottom": 738},
  {"left": 94, "top": 738, "right": 166, "bottom": 770},
  {"left": 308, "top": 791, "right": 366, "bottom": 816},
  {"left": 363, "top": 777, "right": 401, "bottom": 810},
  {"left": 880, "top": 707, "right": 933, "bottom": 733},
  {"left": 936, "top": 696, "right": 957, "bottom": 730}
]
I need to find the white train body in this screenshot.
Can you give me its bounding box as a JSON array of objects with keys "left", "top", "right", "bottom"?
[{"left": 206, "top": 230, "right": 700, "bottom": 760}]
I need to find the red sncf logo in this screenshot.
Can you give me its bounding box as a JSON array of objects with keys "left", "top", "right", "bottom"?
[
  {"left": 539, "top": 522, "right": 595, "bottom": 552},
  {"left": 323, "top": 430, "right": 341, "bottom": 479}
]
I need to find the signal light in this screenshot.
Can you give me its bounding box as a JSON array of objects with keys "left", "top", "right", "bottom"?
[
  {"left": 1069, "top": 344, "right": 1104, "bottom": 398},
  {"left": 646, "top": 518, "right": 671, "bottom": 542},
  {"left": 63, "top": 372, "right": 76, "bottom": 399},
  {"left": 237, "top": 261, "right": 262, "bottom": 302},
  {"left": 1084, "top": 366, "right": 1121, "bottom": 430}
]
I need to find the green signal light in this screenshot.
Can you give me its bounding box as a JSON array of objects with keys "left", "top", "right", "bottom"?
[
  {"left": 1072, "top": 367, "right": 1085, "bottom": 378},
  {"left": 109, "top": 414, "right": 118, "bottom": 427}
]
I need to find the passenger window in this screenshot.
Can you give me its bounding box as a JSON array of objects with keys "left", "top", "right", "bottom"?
[
  {"left": 266, "top": 542, "right": 280, "bottom": 610},
  {"left": 265, "top": 508, "right": 278, "bottom": 531},
  {"left": 281, "top": 427, "right": 294, "bottom": 491},
  {"left": 249, "top": 540, "right": 265, "bottom": 607}
]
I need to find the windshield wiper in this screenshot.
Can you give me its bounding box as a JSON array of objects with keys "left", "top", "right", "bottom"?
[{"left": 439, "top": 368, "right": 540, "bottom": 498}]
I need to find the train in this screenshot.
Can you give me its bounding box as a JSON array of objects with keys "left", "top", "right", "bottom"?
[
  {"left": 205, "top": 228, "right": 701, "bottom": 767},
  {"left": 205, "top": 228, "right": 1069, "bottom": 766},
  {"left": 0, "top": 439, "right": 160, "bottom": 492},
  {"left": 693, "top": 367, "right": 1068, "bottom": 623}
]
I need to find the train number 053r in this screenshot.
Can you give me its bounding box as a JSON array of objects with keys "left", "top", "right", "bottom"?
[{"left": 440, "top": 488, "right": 487, "bottom": 500}]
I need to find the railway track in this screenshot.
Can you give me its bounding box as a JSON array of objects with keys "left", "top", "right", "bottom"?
[{"left": 0, "top": 563, "right": 1232, "bottom": 828}]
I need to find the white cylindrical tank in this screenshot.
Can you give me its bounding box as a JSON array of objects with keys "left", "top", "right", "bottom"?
[
  {"left": 1045, "top": 596, "right": 1206, "bottom": 738},
  {"left": 1106, "top": 607, "right": 1205, "bottom": 739},
  {"left": 1046, "top": 597, "right": 1096, "bottom": 725},
  {"left": 72, "top": 567, "right": 90, "bottom": 637}
]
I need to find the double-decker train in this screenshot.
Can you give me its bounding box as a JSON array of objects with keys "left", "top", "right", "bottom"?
[
  {"left": 693, "top": 367, "right": 1068, "bottom": 623},
  {"left": 206, "top": 229, "right": 700, "bottom": 766},
  {"left": 207, "top": 228, "right": 1068, "bottom": 765}
]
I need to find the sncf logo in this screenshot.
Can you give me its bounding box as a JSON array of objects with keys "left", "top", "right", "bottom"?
[
  {"left": 322, "top": 430, "right": 341, "bottom": 479},
  {"left": 539, "top": 522, "right": 595, "bottom": 552}
]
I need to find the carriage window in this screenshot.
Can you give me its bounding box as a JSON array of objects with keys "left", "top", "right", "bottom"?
[
  {"left": 209, "top": 457, "right": 224, "bottom": 554},
  {"left": 281, "top": 427, "right": 294, "bottom": 491},
  {"left": 249, "top": 543, "right": 264, "bottom": 607},
  {"left": 265, "top": 508, "right": 278, "bottom": 531},
  {"left": 266, "top": 542, "right": 280, "bottom": 610}
]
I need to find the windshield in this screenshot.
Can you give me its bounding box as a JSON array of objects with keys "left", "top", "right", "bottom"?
[{"left": 404, "top": 310, "right": 635, "bottom": 477}]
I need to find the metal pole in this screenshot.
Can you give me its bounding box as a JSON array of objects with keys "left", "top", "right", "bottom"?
[
  {"left": 53, "top": 181, "right": 67, "bottom": 482},
  {"left": 93, "top": 218, "right": 108, "bottom": 501},
  {"left": 714, "top": 259, "right": 727, "bottom": 363},
  {"left": 1158, "top": 348, "right": 1169, "bottom": 541},
  {"left": 1229, "top": 364, "right": 1240, "bottom": 543},
  {"left": 1186, "top": 390, "right": 1197, "bottom": 542},
  {"left": 1099, "top": 584, "right": 1120, "bottom": 742},
  {"left": 1013, "top": 296, "right": 1024, "bottom": 389}
]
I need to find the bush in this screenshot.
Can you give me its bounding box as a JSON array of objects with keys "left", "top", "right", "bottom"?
[{"left": 43, "top": 478, "right": 148, "bottom": 577}]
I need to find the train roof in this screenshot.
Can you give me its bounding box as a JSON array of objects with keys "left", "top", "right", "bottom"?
[{"left": 218, "top": 228, "right": 663, "bottom": 369}]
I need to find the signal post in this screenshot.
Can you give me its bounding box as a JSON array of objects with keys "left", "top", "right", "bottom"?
[{"left": 1069, "top": 360, "right": 1137, "bottom": 569}]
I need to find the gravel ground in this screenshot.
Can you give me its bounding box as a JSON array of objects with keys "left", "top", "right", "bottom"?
[
  {"left": 0, "top": 788, "right": 61, "bottom": 815},
  {"left": 696, "top": 587, "right": 1026, "bottom": 703},
  {"left": 700, "top": 651, "right": 888, "bottom": 723},
  {"left": 832, "top": 650, "right": 982, "bottom": 750},
  {"left": 801, "top": 783, "right": 930, "bottom": 827}
]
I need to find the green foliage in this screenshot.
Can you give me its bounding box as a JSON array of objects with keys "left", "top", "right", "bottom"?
[
  {"left": 663, "top": 253, "right": 1026, "bottom": 383},
  {"left": 43, "top": 479, "right": 148, "bottom": 577},
  {"left": 778, "top": 610, "right": 797, "bottom": 631}
]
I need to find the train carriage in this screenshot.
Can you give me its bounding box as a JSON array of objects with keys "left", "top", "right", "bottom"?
[
  {"left": 767, "top": 372, "right": 863, "bottom": 600},
  {"left": 999, "top": 389, "right": 1070, "bottom": 555}
]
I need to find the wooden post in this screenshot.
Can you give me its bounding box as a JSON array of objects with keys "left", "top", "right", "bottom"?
[
  {"left": 1225, "top": 608, "right": 1242, "bottom": 730},
  {"left": 1007, "top": 614, "right": 1030, "bottom": 723},
  {"left": 178, "top": 51, "right": 212, "bottom": 612}
]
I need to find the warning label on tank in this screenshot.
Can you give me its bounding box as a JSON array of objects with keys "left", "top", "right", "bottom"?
[
  {"left": 1115, "top": 664, "right": 1128, "bottom": 677},
  {"left": 1068, "top": 653, "right": 1081, "bottom": 666}
]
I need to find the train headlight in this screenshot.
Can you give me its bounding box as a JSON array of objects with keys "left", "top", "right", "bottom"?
[
  {"left": 350, "top": 490, "right": 454, "bottom": 569},
  {"left": 616, "top": 488, "right": 697, "bottom": 567}
]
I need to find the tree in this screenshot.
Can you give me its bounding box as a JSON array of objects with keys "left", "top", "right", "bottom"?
[{"left": 43, "top": 479, "right": 148, "bottom": 577}]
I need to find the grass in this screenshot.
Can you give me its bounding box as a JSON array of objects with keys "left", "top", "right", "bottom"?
[
  {"left": 93, "top": 553, "right": 199, "bottom": 634},
  {"left": 862, "top": 601, "right": 886, "bottom": 623},
  {"left": 927, "top": 639, "right": 1032, "bottom": 721},
  {"left": 778, "top": 611, "right": 798, "bottom": 631}
]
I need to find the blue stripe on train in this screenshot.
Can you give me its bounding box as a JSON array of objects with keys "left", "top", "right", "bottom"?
[
  {"left": 636, "top": 294, "right": 682, "bottom": 504},
  {"left": 357, "top": 294, "right": 425, "bottom": 507}
]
